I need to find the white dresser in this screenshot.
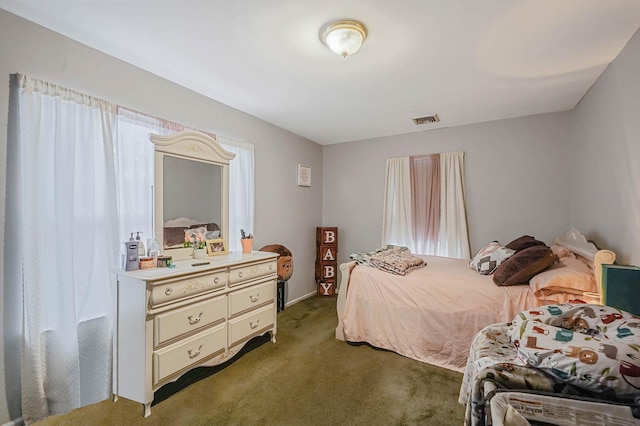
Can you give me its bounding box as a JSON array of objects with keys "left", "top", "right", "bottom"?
[{"left": 114, "top": 251, "right": 278, "bottom": 416}]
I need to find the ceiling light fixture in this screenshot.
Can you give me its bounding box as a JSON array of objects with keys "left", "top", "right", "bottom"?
[{"left": 322, "top": 19, "right": 368, "bottom": 58}]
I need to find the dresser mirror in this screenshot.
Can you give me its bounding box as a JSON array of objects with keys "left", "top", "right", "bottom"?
[{"left": 151, "top": 131, "right": 236, "bottom": 261}]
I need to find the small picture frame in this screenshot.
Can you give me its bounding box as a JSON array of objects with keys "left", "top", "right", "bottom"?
[
  {"left": 206, "top": 238, "right": 228, "bottom": 256},
  {"left": 297, "top": 164, "right": 311, "bottom": 187}
]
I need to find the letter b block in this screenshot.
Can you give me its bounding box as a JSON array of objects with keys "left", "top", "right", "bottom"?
[
  {"left": 315, "top": 261, "right": 337, "bottom": 280},
  {"left": 316, "top": 227, "right": 338, "bottom": 247}
]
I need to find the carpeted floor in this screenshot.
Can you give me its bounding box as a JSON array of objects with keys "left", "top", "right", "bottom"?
[{"left": 36, "top": 296, "right": 466, "bottom": 425}]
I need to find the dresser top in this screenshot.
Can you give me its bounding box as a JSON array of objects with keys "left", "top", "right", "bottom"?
[{"left": 118, "top": 250, "right": 278, "bottom": 281}]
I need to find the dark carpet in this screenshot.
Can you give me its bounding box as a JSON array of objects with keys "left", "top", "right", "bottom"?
[{"left": 36, "top": 296, "right": 465, "bottom": 425}]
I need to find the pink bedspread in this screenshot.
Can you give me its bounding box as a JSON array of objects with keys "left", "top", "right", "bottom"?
[{"left": 341, "top": 255, "right": 574, "bottom": 372}]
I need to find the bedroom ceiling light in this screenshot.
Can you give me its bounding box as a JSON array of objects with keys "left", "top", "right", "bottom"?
[{"left": 322, "top": 20, "right": 367, "bottom": 58}]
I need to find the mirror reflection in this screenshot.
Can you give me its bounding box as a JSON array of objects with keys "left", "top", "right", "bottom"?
[{"left": 162, "top": 155, "right": 222, "bottom": 249}]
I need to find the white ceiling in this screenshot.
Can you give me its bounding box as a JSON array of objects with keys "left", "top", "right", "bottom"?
[{"left": 2, "top": 1, "right": 640, "bottom": 145}]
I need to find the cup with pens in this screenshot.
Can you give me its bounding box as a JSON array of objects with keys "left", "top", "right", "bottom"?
[{"left": 241, "top": 229, "right": 254, "bottom": 253}]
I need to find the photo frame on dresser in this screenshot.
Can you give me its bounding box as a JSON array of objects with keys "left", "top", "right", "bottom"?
[{"left": 207, "top": 238, "right": 228, "bottom": 256}]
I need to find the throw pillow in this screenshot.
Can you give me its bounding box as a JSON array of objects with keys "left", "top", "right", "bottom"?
[
  {"left": 505, "top": 235, "right": 547, "bottom": 252},
  {"left": 493, "top": 245, "right": 555, "bottom": 286},
  {"left": 469, "top": 242, "right": 514, "bottom": 275}
]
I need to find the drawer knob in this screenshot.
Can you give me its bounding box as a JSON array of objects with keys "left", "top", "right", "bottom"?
[
  {"left": 238, "top": 271, "right": 244, "bottom": 278},
  {"left": 188, "top": 344, "right": 203, "bottom": 359},
  {"left": 269, "top": 264, "right": 273, "bottom": 270},
  {"left": 250, "top": 294, "right": 260, "bottom": 303},
  {"left": 250, "top": 320, "right": 260, "bottom": 330},
  {"left": 188, "top": 312, "right": 203, "bottom": 325},
  {"left": 214, "top": 277, "right": 220, "bottom": 284},
  {"left": 164, "top": 287, "right": 173, "bottom": 296}
]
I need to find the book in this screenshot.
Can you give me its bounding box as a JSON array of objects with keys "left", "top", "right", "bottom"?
[{"left": 602, "top": 264, "right": 640, "bottom": 316}]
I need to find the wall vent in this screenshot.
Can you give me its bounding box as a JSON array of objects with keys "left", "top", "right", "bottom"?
[{"left": 412, "top": 114, "right": 440, "bottom": 125}]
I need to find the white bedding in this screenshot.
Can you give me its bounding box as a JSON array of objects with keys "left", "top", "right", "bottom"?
[{"left": 341, "top": 255, "right": 580, "bottom": 372}]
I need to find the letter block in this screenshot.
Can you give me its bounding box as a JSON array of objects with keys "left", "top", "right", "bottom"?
[
  {"left": 315, "top": 261, "right": 337, "bottom": 281},
  {"left": 317, "top": 280, "right": 336, "bottom": 297},
  {"left": 316, "top": 227, "right": 338, "bottom": 297},
  {"left": 316, "top": 227, "right": 338, "bottom": 247},
  {"left": 317, "top": 245, "right": 336, "bottom": 262}
]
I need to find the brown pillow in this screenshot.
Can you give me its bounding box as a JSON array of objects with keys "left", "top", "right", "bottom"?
[
  {"left": 493, "top": 245, "right": 555, "bottom": 286},
  {"left": 505, "top": 235, "right": 546, "bottom": 252},
  {"left": 163, "top": 227, "right": 187, "bottom": 248},
  {"left": 191, "top": 223, "right": 220, "bottom": 232}
]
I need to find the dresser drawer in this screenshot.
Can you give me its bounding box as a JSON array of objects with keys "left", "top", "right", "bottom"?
[
  {"left": 149, "top": 270, "right": 227, "bottom": 307},
  {"left": 228, "top": 279, "right": 275, "bottom": 318},
  {"left": 154, "top": 294, "right": 226, "bottom": 346},
  {"left": 228, "top": 304, "right": 274, "bottom": 347},
  {"left": 153, "top": 323, "right": 226, "bottom": 385},
  {"left": 229, "top": 260, "right": 277, "bottom": 286}
]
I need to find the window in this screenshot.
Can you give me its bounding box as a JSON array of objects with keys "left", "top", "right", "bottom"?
[
  {"left": 382, "top": 152, "right": 470, "bottom": 258},
  {"left": 7, "top": 74, "right": 254, "bottom": 422}
]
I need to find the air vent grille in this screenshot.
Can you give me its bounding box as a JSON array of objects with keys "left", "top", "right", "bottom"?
[{"left": 412, "top": 114, "right": 440, "bottom": 125}]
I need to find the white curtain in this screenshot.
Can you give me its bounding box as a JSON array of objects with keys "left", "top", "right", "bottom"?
[
  {"left": 8, "top": 76, "right": 256, "bottom": 424},
  {"left": 381, "top": 157, "right": 414, "bottom": 251},
  {"left": 115, "top": 108, "right": 183, "bottom": 246},
  {"left": 11, "top": 74, "right": 120, "bottom": 424},
  {"left": 218, "top": 136, "right": 254, "bottom": 252},
  {"left": 439, "top": 151, "right": 470, "bottom": 258},
  {"left": 381, "top": 151, "right": 470, "bottom": 258}
]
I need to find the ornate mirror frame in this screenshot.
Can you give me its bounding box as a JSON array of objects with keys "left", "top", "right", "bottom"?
[{"left": 150, "top": 131, "right": 236, "bottom": 261}]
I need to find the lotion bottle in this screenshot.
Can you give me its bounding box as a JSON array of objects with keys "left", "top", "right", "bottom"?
[
  {"left": 136, "top": 232, "right": 146, "bottom": 258},
  {"left": 148, "top": 232, "right": 161, "bottom": 264}
]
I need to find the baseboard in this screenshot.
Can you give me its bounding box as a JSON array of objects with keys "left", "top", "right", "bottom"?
[
  {"left": 3, "top": 416, "right": 24, "bottom": 426},
  {"left": 285, "top": 290, "right": 316, "bottom": 307}
]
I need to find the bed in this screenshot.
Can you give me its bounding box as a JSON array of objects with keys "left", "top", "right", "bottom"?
[
  {"left": 162, "top": 217, "right": 220, "bottom": 249},
  {"left": 335, "top": 229, "right": 616, "bottom": 372}
]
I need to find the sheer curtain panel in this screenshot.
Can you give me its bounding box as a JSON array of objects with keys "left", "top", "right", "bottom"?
[
  {"left": 218, "top": 136, "right": 255, "bottom": 252},
  {"left": 411, "top": 155, "right": 441, "bottom": 255},
  {"left": 115, "top": 107, "right": 183, "bottom": 245},
  {"left": 10, "top": 74, "right": 120, "bottom": 424},
  {"left": 381, "top": 157, "right": 414, "bottom": 251},
  {"left": 439, "top": 151, "right": 470, "bottom": 258}
]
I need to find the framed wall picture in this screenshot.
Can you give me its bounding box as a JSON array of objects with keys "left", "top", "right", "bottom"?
[
  {"left": 297, "top": 164, "right": 311, "bottom": 187},
  {"left": 206, "top": 238, "right": 228, "bottom": 256}
]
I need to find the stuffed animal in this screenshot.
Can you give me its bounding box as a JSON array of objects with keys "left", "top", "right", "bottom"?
[{"left": 259, "top": 244, "right": 293, "bottom": 281}]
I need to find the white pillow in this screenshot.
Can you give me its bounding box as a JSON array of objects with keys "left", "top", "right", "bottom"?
[{"left": 529, "top": 255, "right": 596, "bottom": 294}]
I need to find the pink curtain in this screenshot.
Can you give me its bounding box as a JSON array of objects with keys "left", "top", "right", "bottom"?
[{"left": 410, "top": 155, "right": 440, "bottom": 255}]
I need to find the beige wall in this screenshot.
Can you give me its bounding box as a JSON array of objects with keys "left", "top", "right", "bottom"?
[
  {"left": 569, "top": 28, "right": 640, "bottom": 266},
  {"left": 323, "top": 111, "right": 574, "bottom": 265},
  {"left": 321, "top": 28, "right": 640, "bottom": 269},
  {"left": 0, "top": 10, "right": 322, "bottom": 422}
]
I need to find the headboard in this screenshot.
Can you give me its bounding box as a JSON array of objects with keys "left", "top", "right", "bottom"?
[{"left": 554, "top": 228, "right": 616, "bottom": 302}]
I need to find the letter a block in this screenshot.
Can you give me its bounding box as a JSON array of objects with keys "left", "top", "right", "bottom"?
[{"left": 317, "top": 245, "right": 336, "bottom": 262}]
